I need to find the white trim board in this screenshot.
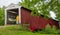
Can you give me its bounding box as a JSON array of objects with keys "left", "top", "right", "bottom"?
[{"left": 5, "top": 9, "right": 7, "bottom": 25}]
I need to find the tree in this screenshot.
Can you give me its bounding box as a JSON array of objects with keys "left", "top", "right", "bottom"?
[
  {"left": 0, "top": 6, "right": 5, "bottom": 25},
  {"left": 19, "top": 0, "right": 60, "bottom": 20}
]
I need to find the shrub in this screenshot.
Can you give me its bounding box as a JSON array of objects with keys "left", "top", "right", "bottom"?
[{"left": 44, "top": 24, "right": 59, "bottom": 34}]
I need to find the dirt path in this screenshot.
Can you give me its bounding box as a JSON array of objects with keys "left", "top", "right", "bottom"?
[{"left": 0, "top": 25, "right": 17, "bottom": 28}]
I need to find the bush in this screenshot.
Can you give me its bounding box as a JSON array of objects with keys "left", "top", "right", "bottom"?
[
  {"left": 36, "top": 24, "right": 60, "bottom": 34},
  {"left": 43, "top": 24, "right": 60, "bottom": 34}
]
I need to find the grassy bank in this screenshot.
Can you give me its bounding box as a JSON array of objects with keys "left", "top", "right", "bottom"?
[{"left": 0, "top": 25, "right": 60, "bottom": 35}]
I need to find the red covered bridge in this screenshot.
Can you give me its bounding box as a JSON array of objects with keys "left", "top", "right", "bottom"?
[
  {"left": 21, "top": 7, "right": 59, "bottom": 32},
  {"left": 5, "top": 4, "right": 59, "bottom": 32}
]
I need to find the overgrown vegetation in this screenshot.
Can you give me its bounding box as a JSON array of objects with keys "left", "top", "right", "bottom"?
[{"left": 40, "top": 24, "right": 60, "bottom": 34}]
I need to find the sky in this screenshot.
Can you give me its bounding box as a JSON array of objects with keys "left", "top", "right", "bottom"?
[
  {"left": 0, "top": 0, "right": 56, "bottom": 19},
  {"left": 0, "top": 0, "right": 21, "bottom": 7},
  {"left": 50, "top": 11, "right": 56, "bottom": 19}
]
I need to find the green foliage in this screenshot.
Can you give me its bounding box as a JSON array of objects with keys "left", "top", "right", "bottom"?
[
  {"left": 19, "top": 0, "right": 60, "bottom": 20},
  {"left": 19, "top": 0, "right": 42, "bottom": 16},
  {"left": 0, "top": 8, "right": 4, "bottom": 25}
]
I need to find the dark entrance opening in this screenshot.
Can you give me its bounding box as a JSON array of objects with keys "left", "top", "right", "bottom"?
[{"left": 7, "top": 8, "right": 19, "bottom": 25}]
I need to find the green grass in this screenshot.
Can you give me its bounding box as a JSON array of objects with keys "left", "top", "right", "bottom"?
[{"left": 0, "top": 25, "right": 59, "bottom": 35}]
